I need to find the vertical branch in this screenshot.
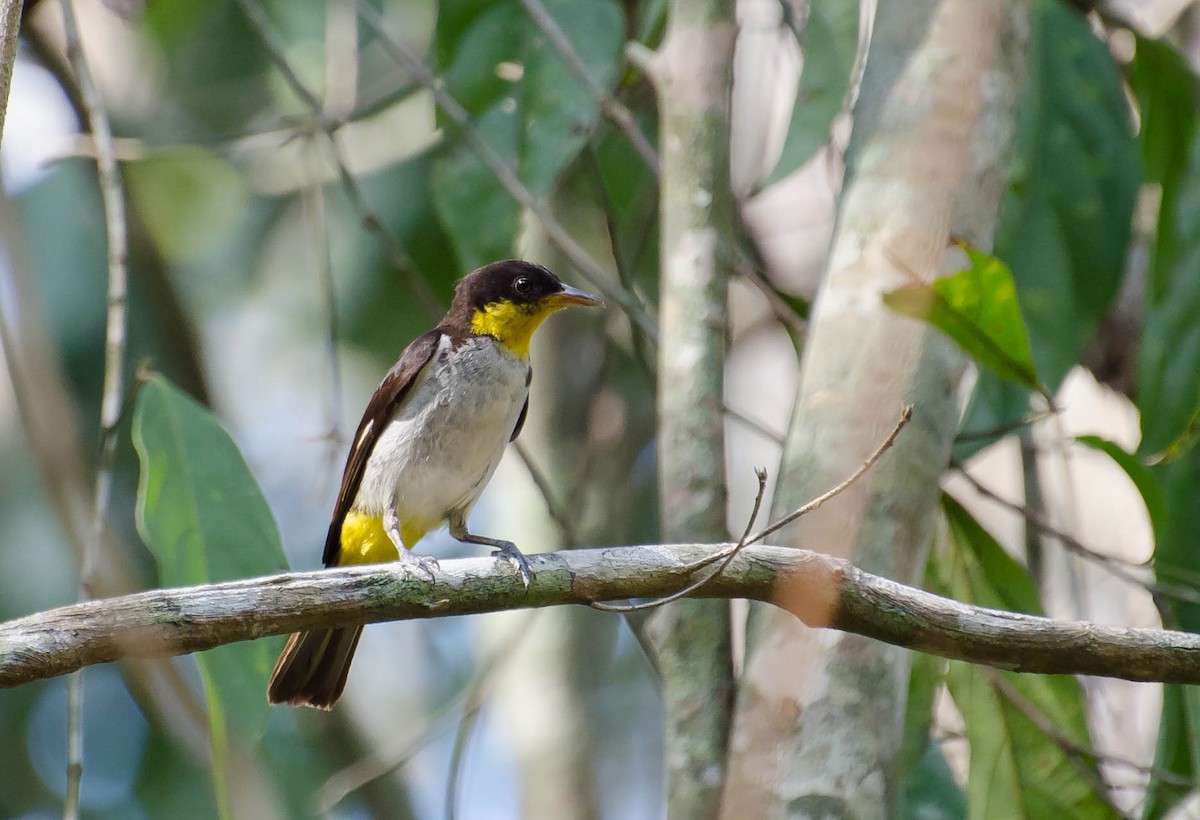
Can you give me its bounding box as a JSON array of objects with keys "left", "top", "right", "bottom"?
[
  {"left": 0, "top": 0, "right": 21, "bottom": 146},
  {"left": 57, "top": 0, "right": 131, "bottom": 816},
  {"left": 723, "top": 1, "right": 1027, "bottom": 816},
  {"left": 643, "top": 1, "right": 736, "bottom": 816}
]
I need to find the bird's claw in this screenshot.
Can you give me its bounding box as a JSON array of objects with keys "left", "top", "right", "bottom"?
[
  {"left": 492, "top": 542, "right": 533, "bottom": 589},
  {"left": 399, "top": 551, "right": 440, "bottom": 583}
]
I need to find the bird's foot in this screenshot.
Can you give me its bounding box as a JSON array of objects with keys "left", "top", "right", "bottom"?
[
  {"left": 397, "top": 549, "right": 439, "bottom": 583},
  {"left": 491, "top": 541, "right": 533, "bottom": 589}
]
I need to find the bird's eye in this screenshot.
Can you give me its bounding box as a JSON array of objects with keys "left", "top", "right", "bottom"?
[{"left": 513, "top": 276, "right": 532, "bottom": 296}]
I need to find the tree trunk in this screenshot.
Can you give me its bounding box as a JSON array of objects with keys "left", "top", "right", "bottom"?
[
  {"left": 723, "top": 1, "right": 1028, "bottom": 816},
  {"left": 644, "top": 0, "right": 738, "bottom": 816}
]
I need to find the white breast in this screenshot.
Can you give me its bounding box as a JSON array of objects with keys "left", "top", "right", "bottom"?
[{"left": 353, "top": 335, "right": 529, "bottom": 536}]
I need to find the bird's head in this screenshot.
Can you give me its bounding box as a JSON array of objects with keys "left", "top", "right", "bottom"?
[{"left": 445, "top": 260, "right": 604, "bottom": 358}]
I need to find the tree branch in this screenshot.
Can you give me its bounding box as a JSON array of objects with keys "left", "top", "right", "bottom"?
[{"left": 5, "top": 543, "right": 1200, "bottom": 690}]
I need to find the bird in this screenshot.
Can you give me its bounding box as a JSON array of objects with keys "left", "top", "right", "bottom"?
[{"left": 267, "top": 260, "right": 603, "bottom": 709}]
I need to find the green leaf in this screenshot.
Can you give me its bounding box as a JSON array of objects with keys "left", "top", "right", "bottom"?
[
  {"left": 1144, "top": 684, "right": 1200, "bottom": 819},
  {"left": 132, "top": 373, "right": 287, "bottom": 817},
  {"left": 126, "top": 148, "right": 250, "bottom": 264},
  {"left": 899, "top": 743, "right": 967, "bottom": 820},
  {"left": 432, "top": 0, "right": 624, "bottom": 267},
  {"left": 1145, "top": 448, "right": 1200, "bottom": 816},
  {"left": 1132, "top": 40, "right": 1200, "bottom": 456},
  {"left": 1130, "top": 45, "right": 1200, "bottom": 809},
  {"left": 936, "top": 496, "right": 1118, "bottom": 820},
  {"left": 992, "top": 0, "right": 1139, "bottom": 391},
  {"left": 763, "top": 0, "right": 859, "bottom": 187},
  {"left": 1075, "top": 435, "right": 1166, "bottom": 541},
  {"left": 960, "top": 0, "right": 1140, "bottom": 447},
  {"left": 941, "top": 495, "right": 1040, "bottom": 615},
  {"left": 884, "top": 246, "right": 1043, "bottom": 395}
]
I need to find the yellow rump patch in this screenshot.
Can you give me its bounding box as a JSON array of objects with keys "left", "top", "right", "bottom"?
[
  {"left": 338, "top": 512, "right": 429, "bottom": 565},
  {"left": 470, "top": 301, "right": 560, "bottom": 359}
]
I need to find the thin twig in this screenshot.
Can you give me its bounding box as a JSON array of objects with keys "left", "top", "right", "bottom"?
[
  {"left": 746, "top": 404, "right": 914, "bottom": 546},
  {"left": 233, "top": 0, "right": 443, "bottom": 321},
  {"left": 593, "top": 405, "right": 910, "bottom": 613},
  {"left": 58, "top": 0, "right": 131, "bottom": 813},
  {"left": 313, "top": 613, "right": 537, "bottom": 812},
  {"left": 982, "top": 667, "right": 1197, "bottom": 791},
  {"left": 304, "top": 151, "right": 344, "bottom": 454},
  {"left": 949, "top": 466, "right": 1200, "bottom": 605},
  {"left": 986, "top": 673, "right": 1127, "bottom": 816},
  {"left": 353, "top": 0, "right": 659, "bottom": 341},
  {"left": 513, "top": 441, "right": 579, "bottom": 548},
  {"left": 592, "top": 468, "right": 768, "bottom": 613},
  {"left": 954, "top": 409, "right": 1054, "bottom": 443},
  {"left": 580, "top": 144, "right": 657, "bottom": 379},
  {"left": 444, "top": 689, "right": 484, "bottom": 820},
  {"left": 517, "top": 0, "right": 660, "bottom": 175}
]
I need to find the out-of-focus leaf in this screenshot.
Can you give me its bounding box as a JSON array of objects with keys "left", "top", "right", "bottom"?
[
  {"left": 936, "top": 496, "right": 1118, "bottom": 820},
  {"left": 899, "top": 743, "right": 966, "bottom": 820},
  {"left": 1145, "top": 684, "right": 1200, "bottom": 819},
  {"left": 941, "top": 495, "right": 1040, "bottom": 614},
  {"left": 127, "top": 149, "right": 250, "bottom": 264},
  {"left": 897, "top": 651, "right": 961, "bottom": 820},
  {"left": 431, "top": 0, "right": 624, "bottom": 267},
  {"left": 132, "top": 373, "right": 287, "bottom": 817},
  {"left": 960, "top": 0, "right": 1139, "bottom": 450},
  {"left": 1132, "top": 40, "right": 1200, "bottom": 456},
  {"left": 884, "top": 247, "right": 1043, "bottom": 395},
  {"left": 1075, "top": 435, "right": 1166, "bottom": 541},
  {"left": 763, "top": 0, "right": 859, "bottom": 187},
  {"left": 340, "top": 149, "right": 460, "bottom": 347},
  {"left": 1127, "top": 42, "right": 1200, "bottom": 814},
  {"left": 993, "top": 0, "right": 1138, "bottom": 388},
  {"left": 1145, "top": 447, "right": 1200, "bottom": 817},
  {"left": 432, "top": 106, "right": 523, "bottom": 269},
  {"left": 140, "top": 1, "right": 270, "bottom": 132}
]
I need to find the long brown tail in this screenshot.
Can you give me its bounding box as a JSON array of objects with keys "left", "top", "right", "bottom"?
[{"left": 267, "top": 626, "right": 363, "bottom": 709}]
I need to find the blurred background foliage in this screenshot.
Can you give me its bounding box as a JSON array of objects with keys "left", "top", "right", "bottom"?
[{"left": 3, "top": 0, "right": 1200, "bottom": 818}]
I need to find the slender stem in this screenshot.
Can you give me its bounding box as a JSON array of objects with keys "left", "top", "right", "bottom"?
[{"left": 57, "top": 0, "right": 132, "bottom": 814}]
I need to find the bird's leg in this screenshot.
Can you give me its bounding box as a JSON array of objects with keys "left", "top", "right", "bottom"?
[
  {"left": 384, "top": 501, "right": 439, "bottom": 582},
  {"left": 448, "top": 512, "right": 532, "bottom": 588}
]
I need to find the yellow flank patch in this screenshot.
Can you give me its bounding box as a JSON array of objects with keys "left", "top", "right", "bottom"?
[
  {"left": 470, "top": 300, "right": 560, "bottom": 358},
  {"left": 338, "top": 513, "right": 397, "bottom": 565},
  {"left": 337, "top": 512, "right": 429, "bottom": 565}
]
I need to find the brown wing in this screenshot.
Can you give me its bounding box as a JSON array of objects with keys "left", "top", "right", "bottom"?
[
  {"left": 322, "top": 330, "right": 441, "bottom": 566},
  {"left": 509, "top": 366, "right": 531, "bottom": 442},
  {"left": 510, "top": 397, "right": 529, "bottom": 442}
]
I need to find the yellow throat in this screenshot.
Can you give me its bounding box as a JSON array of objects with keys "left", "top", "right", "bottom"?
[{"left": 470, "top": 300, "right": 560, "bottom": 359}]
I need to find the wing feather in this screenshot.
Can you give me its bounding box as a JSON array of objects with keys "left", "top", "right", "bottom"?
[{"left": 322, "top": 330, "right": 442, "bottom": 566}]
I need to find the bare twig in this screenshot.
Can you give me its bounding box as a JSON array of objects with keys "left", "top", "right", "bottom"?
[
  {"left": 353, "top": 0, "right": 659, "bottom": 341},
  {"left": 592, "top": 467, "right": 769, "bottom": 613},
  {"left": 444, "top": 687, "right": 484, "bottom": 820},
  {"left": 303, "top": 153, "right": 344, "bottom": 453},
  {"left": 979, "top": 668, "right": 1128, "bottom": 818},
  {"left": 9, "top": 544, "right": 1200, "bottom": 687},
  {"left": 517, "top": 0, "right": 660, "bottom": 174},
  {"left": 596, "top": 405, "right": 911, "bottom": 615},
  {"left": 57, "top": 0, "right": 132, "bottom": 813},
  {"left": 314, "top": 613, "right": 537, "bottom": 812},
  {"left": 512, "top": 442, "right": 579, "bottom": 547},
  {"left": 747, "top": 404, "right": 914, "bottom": 546},
  {"left": 0, "top": 0, "right": 22, "bottom": 145},
  {"left": 949, "top": 466, "right": 1200, "bottom": 606}
]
